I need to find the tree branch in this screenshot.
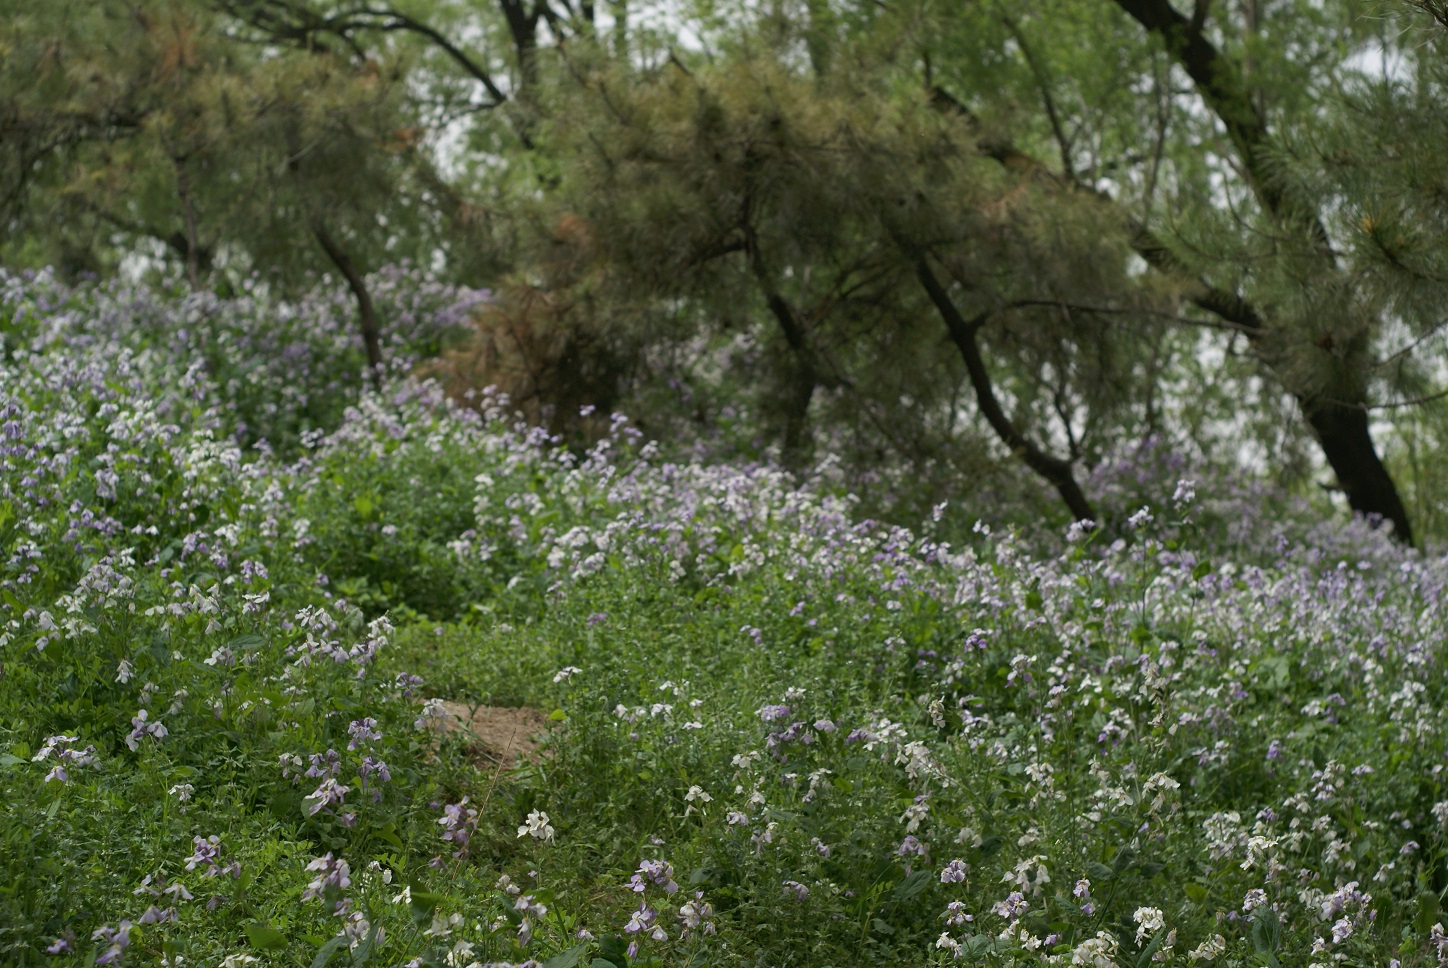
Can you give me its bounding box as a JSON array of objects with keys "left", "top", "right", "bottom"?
[
  {"left": 928, "top": 64, "right": 1410, "bottom": 541},
  {"left": 346, "top": 7, "right": 509, "bottom": 106},
  {"left": 927, "top": 82, "right": 1267, "bottom": 339},
  {"left": 914, "top": 258, "right": 1097, "bottom": 524},
  {"left": 1000, "top": 15, "right": 1074, "bottom": 177},
  {"left": 218, "top": 1, "right": 510, "bottom": 107},
  {"left": 1110, "top": 0, "right": 1332, "bottom": 248}
]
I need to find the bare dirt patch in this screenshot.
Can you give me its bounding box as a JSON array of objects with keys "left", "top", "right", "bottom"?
[{"left": 433, "top": 701, "right": 550, "bottom": 768}]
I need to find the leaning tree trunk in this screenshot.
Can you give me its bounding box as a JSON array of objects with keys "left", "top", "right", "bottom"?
[
  {"left": 287, "top": 144, "right": 385, "bottom": 392},
  {"left": 1303, "top": 397, "right": 1413, "bottom": 542},
  {"left": 1107, "top": 0, "right": 1414, "bottom": 542},
  {"left": 310, "top": 223, "right": 385, "bottom": 392}
]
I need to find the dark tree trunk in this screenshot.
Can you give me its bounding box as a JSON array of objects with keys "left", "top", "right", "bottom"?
[
  {"left": 311, "top": 223, "right": 385, "bottom": 391},
  {"left": 499, "top": 0, "right": 541, "bottom": 96},
  {"left": 780, "top": 363, "right": 817, "bottom": 469},
  {"left": 1133, "top": 231, "right": 1414, "bottom": 543},
  {"left": 287, "top": 141, "right": 385, "bottom": 391},
  {"left": 1107, "top": 0, "right": 1413, "bottom": 542},
  {"left": 1303, "top": 397, "right": 1414, "bottom": 543},
  {"left": 743, "top": 199, "right": 824, "bottom": 470},
  {"left": 173, "top": 157, "right": 204, "bottom": 293},
  {"left": 760, "top": 287, "right": 821, "bottom": 469}
]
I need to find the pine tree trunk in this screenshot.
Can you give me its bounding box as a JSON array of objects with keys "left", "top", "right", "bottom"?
[
  {"left": 1111, "top": 0, "right": 1415, "bottom": 543},
  {"left": 1302, "top": 396, "right": 1413, "bottom": 544}
]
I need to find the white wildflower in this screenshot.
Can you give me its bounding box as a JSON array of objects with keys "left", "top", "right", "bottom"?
[
  {"left": 517, "top": 809, "right": 555, "bottom": 843},
  {"left": 1071, "top": 930, "right": 1119, "bottom": 967},
  {"left": 1187, "top": 934, "right": 1226, "bottom": 961},
  {"left": 1134, "top": 906, "right": 1165, "bottom": 944}
]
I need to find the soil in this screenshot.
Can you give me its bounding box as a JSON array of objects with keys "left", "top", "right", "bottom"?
[{"left": 433, "top": 701, "right": 550, "bottom": 769}]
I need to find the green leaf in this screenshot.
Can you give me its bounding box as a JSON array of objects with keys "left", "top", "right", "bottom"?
[
  {"left": 1250, "top": 906, "right": 1281, "bottom": 965},
  {"left": 1416, "top": 890, "right": 1441, "bottom": 937},
  {"left": 1136, "top": 929, "right": 1167, "bottom": 968},
  {"left": 891, "top": 870, "right": 933, "bottom": 902},
  {"left": 548, "top": 708, "right": 568, "bottom": 721},
  {"left": 245, "top": 923, "right": 287, "bottom": 950},
  {"left": 409, "top": 889, "right": 447, "bottom": 926},
  {"left": 963, "top": 934, "right": 997, "bottom": 957},
  {"left": 353, "top": 495, "right": 374, "bottom": 517},
  {"left": 596, "top": 935, "right": 629, "bottom": 963},
  {"left": 310, "top": 935, "right": 348, "bottom": 968},
  {"left": 0, "top": 754, "right": 23, "bottom": 769},
  {"left": 1184, "top": 883, "right": 1208, "bottom": 904},
  {"left": 543, "top": 944, "right": 589, "bottom": 968}
]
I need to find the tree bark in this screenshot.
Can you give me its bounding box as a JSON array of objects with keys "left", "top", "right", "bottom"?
[
  {"left": 760, "top": 289, "right": 819, "bottom": 468},
  {"left": 286, "top": 140, "right": 385, "bottom": 391},
  {"left": 1302, "top": 399, "right": 1414, "bottom": 541},
  {"left": 173, "top": 157, "right": 204, "bottom": 293},
  {"left": 740, "top": 182, "right": 827, "bottom": 469},
  {"left": 1133, "top": 227, "right": 1414, "bottom": 540},
  {"left": 498, "top": 0, "right": 542, "bottom": 96}
]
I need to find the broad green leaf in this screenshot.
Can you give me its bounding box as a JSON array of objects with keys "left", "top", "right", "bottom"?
[
  {"left": 245, "top": 923, "right": 287, "bottom": 950},
  {"left": 543, "top": 944, "right": 589, "bottom": 968}
]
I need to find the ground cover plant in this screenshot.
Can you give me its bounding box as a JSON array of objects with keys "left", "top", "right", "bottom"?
[{"left": 4, "top": 269, "right": 1448, "bottom": 967}]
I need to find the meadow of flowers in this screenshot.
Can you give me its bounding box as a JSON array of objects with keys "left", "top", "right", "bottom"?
[{"left": 3, "top": 266, "right": 1448, "bottom": 967}]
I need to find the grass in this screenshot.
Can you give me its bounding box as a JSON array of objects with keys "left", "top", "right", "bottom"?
[{"left": 2, "top": 268, "right": 1446, "bottom": 967}]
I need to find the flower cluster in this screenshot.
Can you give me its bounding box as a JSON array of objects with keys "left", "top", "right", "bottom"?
[{"left": 31, "top": 735, "right": 98, "bottom": 783}]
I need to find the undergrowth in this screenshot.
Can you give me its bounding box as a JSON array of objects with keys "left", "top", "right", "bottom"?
[{"left": 2, "top": 269, "right": 1446, "bottom": 967}]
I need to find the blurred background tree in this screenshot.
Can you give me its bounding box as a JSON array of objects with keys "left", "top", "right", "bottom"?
[{"left": 4, "top": 0, "right": 1447, "bottom": 542}]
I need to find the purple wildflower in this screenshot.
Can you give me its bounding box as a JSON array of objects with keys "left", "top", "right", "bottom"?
[
  {"left": 91, "top": 922, "right": 131, "bottom": 965},
  {"left": 346, "top": 717, "right": 381, "bottom": 750},
  {"left": 185, "top": 835, "right": 223, "bottom": 877},
  {"left": 301, "top": 853, "right": 352, "bottom": 911},
  {"left": 124, "top": 709, "right": 167, "bottom": 751}
]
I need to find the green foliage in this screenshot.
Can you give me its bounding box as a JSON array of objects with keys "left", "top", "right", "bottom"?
[
  {"left": 515, "top": 44, "right": 1180, "bottom": 517},
  {"left": 0, "top": 0, "right": 467, "bottom": 289},
  {"left": 10, "top": 0, "right": 1448, "bottom": 536},
  {"left": 4, "top": 273, "right": 1448, "bottom": 967}
]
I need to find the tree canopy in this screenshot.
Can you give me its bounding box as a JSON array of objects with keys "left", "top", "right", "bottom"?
[{"left": 5, "top": 0, "right": 1448, "bottom": 540}]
